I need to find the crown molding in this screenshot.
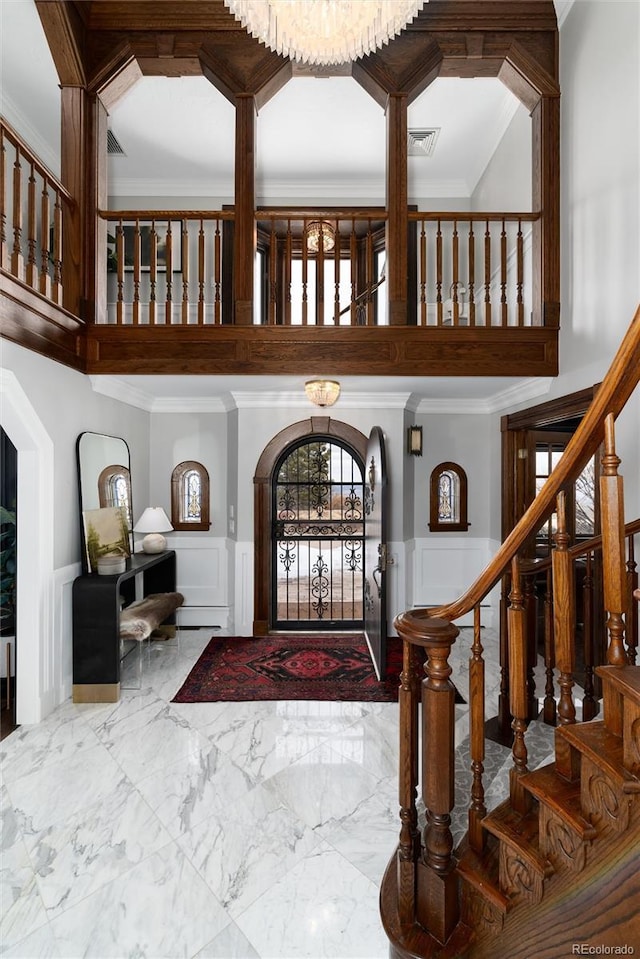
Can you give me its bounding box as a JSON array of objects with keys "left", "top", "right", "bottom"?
[{"left": 415, "top": 377, "right": 553, "bottom": 415}]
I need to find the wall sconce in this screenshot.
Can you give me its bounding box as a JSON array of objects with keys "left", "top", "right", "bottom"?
[
  {"left": 305, "top": 379, "right": 341, "bottom": 407},
  {"left": 133, "top": 506, "right": 173, "bottom": 553},
  {"left": 407, "top": 425, "right": 423, "bottom": 456},
  {"left": 305, "top": 220, "right": 335, "bottom": 254}
]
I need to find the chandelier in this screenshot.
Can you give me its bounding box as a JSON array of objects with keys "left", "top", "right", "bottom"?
[
  {"left": 305, "top": 220, "right": 335, "bottom": 254},
  {"left": 305, "top": 379, "right": 341, "bottom": 407},
  {"left": 223, "top": 0, "right": 428, "bottom": 66}
]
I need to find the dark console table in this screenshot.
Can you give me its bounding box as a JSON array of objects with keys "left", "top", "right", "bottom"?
[{"left": 72, "top": 550, "right": 176, "bottom": 703}]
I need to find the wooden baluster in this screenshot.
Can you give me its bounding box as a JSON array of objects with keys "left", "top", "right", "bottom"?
[
  {"left": 491, "top": 573, "right": 513, "bottom": 744},
  {"left": 317, "top": 222, "right": 325, "bottom": 326},
  {"left": 523, "top": 570, "right": 537, "bottom": 719},
  {"left": 132, "top": 220, "right": 141, "bottom": 325},
  {"left": 284, "top": 219, "right": 292, "bottom": 326},
  {"left": 543, "top": 568, "right": 557, "bottom": 725},
  {"left": 435, "top": 219, "right": 442, "bottom": 325},
  {"left": 626, "top": 535, "right": 638, "bottom": 664},
  {"left": 149, "top": 221, "right": 157, "bottom": 325},
  {"left": 302, "top": 220, "right": 309, "bottom": 326},
  {"left": 0, "top": 127, "right": 6, "bottom": 269},
  {"left": 516, "top": 217, "right": 524, "bottom": 326},
  {"left": 452, "top": 219, "right": 459, "bottom": 325},
  {"left": 39, "top": 179, "right": 51, "bottom": 298},
  {"left": 468, "top": 604, "right": 486, "bottom": 852},
  {"left": 116, "top": 219, "right": 124, "bottom": 324},
  {"left": 508, "top": 556, "right": 530, "bottom": 814},
  {"left": 268, "top": 220, "right": 277, "bottom": 325},
  {"left": 500, "top": 218, "right": 507, "bottom": 326},
  {"left": 214, "top": 218, "right": 221, "bottom": 325},
  {"left": 51, "top": 189, "right": 62, "bottom": 305},
  {"left": 600, "top": 413, "right": 628, "bottom": 665},
  {"left": 333, "top": 220, "right": 340, "bottom": 325},
  {"left": 582, "top": 551, "right": 597, "bottom": 719},
  {"left": 165, "top": 222, "right": 174, "bottom": 324},
  {"left": 26, "top": 162, "right": 37, "bottom": 287},
  {"left": 553, "top": 491, "right": 577, "bottom": 724},
  {"left": 365, "top": 221, "right": 373, "bottom": 325},
  {"left": 349, "top": 219, "right": 357, "bottom": 325},
  {"left": 419, "top": 218, "right": 426, "bottom": 325},
  {"left": 181, "top": 221, "right": 189, "bottom": 324},
  {"left": 484, "top": 220, "right": 491, "bottom": 326},
  {"left": 397, "top": 638, "right": 421, "bottom": 925},
  {"left": 468, "top": 221, "right": 475, "bottom": 327},
  {"left": 11, "top": 145, "right": 24, "bottom": 278},
  {"left": 197, "top": 218, "right": 205, "bottom": 325}
]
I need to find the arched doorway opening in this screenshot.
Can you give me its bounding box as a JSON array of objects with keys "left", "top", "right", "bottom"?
[{"left": 253, "top": 417, "right": 367, "bottom": 635}]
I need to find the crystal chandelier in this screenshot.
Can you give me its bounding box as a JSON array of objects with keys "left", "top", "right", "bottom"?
[
  {"left": 305, "top": 379, "right": 341, "bottom": 407},
  {"left": 223, "top": 0, "right": 427, "bottom": 66},
  {"left": 305, "top": 220, "right": 335, "bottom": 254}
]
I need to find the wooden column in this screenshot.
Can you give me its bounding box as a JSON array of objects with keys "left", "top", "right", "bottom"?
[
  {"left": 234, "top": 94, "right": 256, "bottom": 326},
  {"left": 385, "top": 92, "right": 408, "bottom": 326},
  {"left": 531, "top": 95, "right": 560, "bottom": 328},
  {"left": 60, "top": 86, "right": 87, "bottom": 318}
]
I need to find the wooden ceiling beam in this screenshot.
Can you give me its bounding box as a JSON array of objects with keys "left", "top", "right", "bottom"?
[{"left": 35, "top": 0, "right": 86, "bottom": 87}]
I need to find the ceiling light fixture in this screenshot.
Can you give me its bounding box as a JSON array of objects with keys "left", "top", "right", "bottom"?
[
  {"left": 306, "top": 220, "right": 335, "bottom": 254},
  {"left": 305, "top": 379, "right": 341, "bottom": 407},
  {"left": 223, "top": 0, "right": 428, "bottom": 66}
]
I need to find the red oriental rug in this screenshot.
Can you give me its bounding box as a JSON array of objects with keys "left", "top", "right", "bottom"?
[{"left": 172, "top": 633, "right": 406, "bottom": 704}]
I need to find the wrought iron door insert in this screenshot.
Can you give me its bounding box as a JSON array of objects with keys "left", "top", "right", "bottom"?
[{"left": 272, "top": 438, "right": 364, "bottom": 629}]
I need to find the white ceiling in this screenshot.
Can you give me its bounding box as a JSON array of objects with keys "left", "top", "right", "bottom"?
[{"left": 2, "top": 0, "right": 573, "bottom": 408}]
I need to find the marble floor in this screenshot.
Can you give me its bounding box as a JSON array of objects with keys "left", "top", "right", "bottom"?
[{"left": 1, "top": 627, "right": 556, "bottom": 959}]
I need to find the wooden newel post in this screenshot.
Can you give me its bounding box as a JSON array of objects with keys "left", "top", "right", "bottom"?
[
  {"left": 396, "top": 637, "right": 421, "bottom": 925},
  {"left": 396, "top": 611, "right": 459, "bottom": 944},
  {"left": 600, "top": 414, "right": 628, "bottom": 665}
]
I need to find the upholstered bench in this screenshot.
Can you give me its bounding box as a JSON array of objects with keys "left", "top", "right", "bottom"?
[{"left": 119, "top": 591, "right": 184, "bottom": 642}]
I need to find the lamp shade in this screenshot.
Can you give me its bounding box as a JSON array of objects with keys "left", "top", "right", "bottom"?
[{"left": 134, "top": 507, "right": 173, "bottom": 553}]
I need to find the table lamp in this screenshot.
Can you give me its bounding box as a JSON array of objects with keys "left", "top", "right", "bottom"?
[{"left": 133, "top": 507, "right": 173, "bottom": 553}]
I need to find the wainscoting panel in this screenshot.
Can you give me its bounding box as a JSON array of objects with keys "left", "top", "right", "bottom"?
[
  {"left": 412, "top": 537, "right": 500, "bottom": 627},
  {"left": 172, "top": 536, "right": 230, "bottom": 627}
]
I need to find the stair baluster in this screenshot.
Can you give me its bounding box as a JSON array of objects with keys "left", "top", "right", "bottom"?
[
  {"left": 582, "top": 551, "right": 598, "bottom": 720},
  {"left": 543, "top": 568, "right": 557, "bottom": 724},
  {"left": 469, "top": 604, "right": 487, "bottom": 852},
  {"left": 508, "top": 556, "right": 530, "bottom": 813},
  {"left": 553, "top": 491, "right": 577, "bottom": 725},
  {"left": 600, "top": 414, "right": 628, "bottom": 666},
  {"left": 626, "top": 534, "right": 638, "bottom": 664}
]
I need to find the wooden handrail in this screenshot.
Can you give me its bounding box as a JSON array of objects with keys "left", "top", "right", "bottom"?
[
  {"left": 520, "top": 517, "right": 640, "bottom": 575},
  {"left": 1, "top": 117, "right": 72, "bottom": 204},
  {"left": 423, "top": 304, "right": 640, "bottom": 624},
  {"left": 100, "top": 210, "right": 234, "bottom": 220},
  {"left": 409, "top": 211, "right": 540, "bottom": 222}
]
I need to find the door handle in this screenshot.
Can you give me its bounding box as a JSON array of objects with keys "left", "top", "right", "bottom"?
[{"left": 372, "top": 565, "right": 382, "bottom": 598}]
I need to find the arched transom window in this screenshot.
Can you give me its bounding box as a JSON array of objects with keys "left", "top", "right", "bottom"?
[
  {"left": 171, "top": 461, "right": 211, "bottom": 531},
  {"left": 429, "top": 461, "right": 469, "bottom": 532},
  {"left": 98, "top": 464, "right": 131, "bottom": 516}
]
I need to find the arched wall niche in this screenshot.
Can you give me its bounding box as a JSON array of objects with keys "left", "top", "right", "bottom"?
[{"left": 253, "top": 416, "right": 368, "bottom": 635}]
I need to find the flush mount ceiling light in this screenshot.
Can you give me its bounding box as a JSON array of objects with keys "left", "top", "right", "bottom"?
[
  {"left": 223, "top": 0, "right": 428, "bottom": 66},
  {"left": 306, "top": 220, "right": 335, "bottom": 254},
  {"left": 305, "top": 379, "right": 341, "bottom": 407}
]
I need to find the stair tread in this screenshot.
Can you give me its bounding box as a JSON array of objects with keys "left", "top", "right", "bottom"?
[
  {"left": 596, "top": 664, "right": 640, "bottom": 706},
  {"left": 520, "top": 763, "right": 597, "bottom": 839},
  {"left": 557, "top": 721, "right": 640, "bottom": 793},
  {"left": 482, "top": 799, "right": 550, "bottom": 874}
]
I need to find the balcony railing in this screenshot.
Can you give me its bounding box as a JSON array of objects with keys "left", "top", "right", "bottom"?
[
  {"left": 96, "top": 208, "right": 538, "bottom": 328},
  {"left": 1, "top": 118, "right": 69, "bottom": 306}
]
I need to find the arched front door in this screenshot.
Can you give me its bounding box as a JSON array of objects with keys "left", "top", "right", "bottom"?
[
  {"left": 253, "top": 417, "right": 368, "bottom": 635},
  {"left": 272, "top": 436, "right": 364, "bottom": 630}
]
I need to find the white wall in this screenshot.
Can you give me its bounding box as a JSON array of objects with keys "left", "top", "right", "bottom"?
[{"left": 472, "top": 103, "right": 532, "bottom": 212}]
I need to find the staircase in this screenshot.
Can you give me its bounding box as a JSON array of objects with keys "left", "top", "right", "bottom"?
[{"left": 380, "top": 307, "right": 640, "bottom": 958}]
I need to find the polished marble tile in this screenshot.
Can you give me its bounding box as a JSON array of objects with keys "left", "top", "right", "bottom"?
[
  {"left": 194, "top": 920, "right": 260, "bottom": 958},
  {"left": 234, "top": 840, "right": 389, "bottom": 959}
]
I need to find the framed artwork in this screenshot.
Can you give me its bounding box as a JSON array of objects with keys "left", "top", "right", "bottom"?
[
  {"left": 108, "top": 222, "right": 183, "bottom": 272},
  {"left": 82, "top": 506, "right": 132, "bottom": 573}
]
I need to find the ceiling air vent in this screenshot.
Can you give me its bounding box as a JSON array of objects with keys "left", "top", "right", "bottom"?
[
  {"left": 107, "top": 129, "right": 126, "bottom": 156},
  {"left": 407, "top": 127, "right": 440, "bottom": 157}
]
